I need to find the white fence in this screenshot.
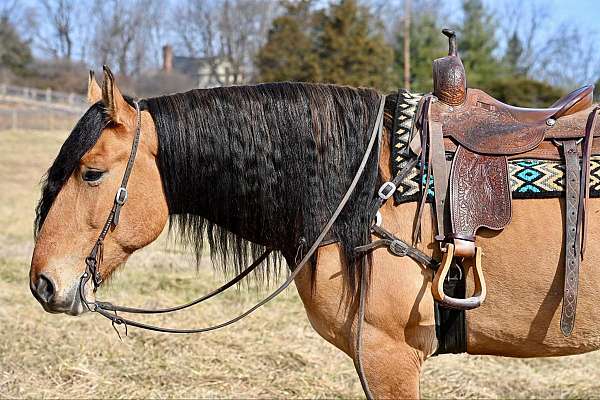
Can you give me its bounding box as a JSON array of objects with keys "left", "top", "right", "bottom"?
[
  {"left": 0, "top": 84, "right": 86, "bottom": 131},
  {"left": 0, "top": 108, "right": 81, "bottom": 131},
  {"left": 0, "top": 84, "right": 86, "bottom": 111}
]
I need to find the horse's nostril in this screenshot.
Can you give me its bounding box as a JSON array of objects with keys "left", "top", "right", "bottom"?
[{"left": 35, "top": 273, "right": 55, "bottom": 305}]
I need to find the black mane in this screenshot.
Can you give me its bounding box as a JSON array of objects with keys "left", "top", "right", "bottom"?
[{"left": 35, "top": 82, "right": 382, "bottom": 289}]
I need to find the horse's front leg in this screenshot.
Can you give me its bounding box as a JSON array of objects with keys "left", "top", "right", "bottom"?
[
  {"left": 294, "top": 243, "right": 437, "bottom": 398},
  {"left": 354, "top": 322, "right": 430, "bottom": 398}
]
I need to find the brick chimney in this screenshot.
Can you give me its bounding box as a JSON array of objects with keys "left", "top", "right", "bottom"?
[{"left": 163, "top": 45, "right": 173, "bottom": 73}]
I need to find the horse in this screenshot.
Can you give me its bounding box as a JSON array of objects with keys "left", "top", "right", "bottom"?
[{"left": 30, "top": 67, "right": 600, "bottom": 399}]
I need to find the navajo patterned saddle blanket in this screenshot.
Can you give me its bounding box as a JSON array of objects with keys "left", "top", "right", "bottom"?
[{"left": 391, "top": 89, "right": 600, "bottom": 204}]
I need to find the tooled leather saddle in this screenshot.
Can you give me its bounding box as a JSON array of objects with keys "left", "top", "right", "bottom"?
[{"left": 418, "top": 30, "right": 599, "bottom": 336}]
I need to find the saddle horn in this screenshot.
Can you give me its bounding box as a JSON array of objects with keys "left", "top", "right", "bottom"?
[{"left": 433, "top": 29, "right": 467, "bottom": 106}]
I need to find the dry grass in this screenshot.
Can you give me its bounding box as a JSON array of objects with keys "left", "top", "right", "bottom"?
[{"left": 1, "top": 129, "right": 600, "bottom": 398}]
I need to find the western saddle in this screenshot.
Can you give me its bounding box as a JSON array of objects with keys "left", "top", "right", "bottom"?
[{"left": 417, "top": 30, "right": 599, "bottom": 336}]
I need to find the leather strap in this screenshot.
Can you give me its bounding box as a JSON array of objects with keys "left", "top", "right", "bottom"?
[
  {"left": 97, "top": 250, "right": 272, "bottom": 314},
  {"left": 558, "top": 107, "right": 599, "bottom": 336},
  {"left": 560, "top": 139, "right": 581, "bottom": 336},
  {"left": 413, "top": 96, "right": 434, "bottom": 245},
  {"left": 429, "top": 115, "right": 449, "bottom": 242},
  {"left": 83, "top": 101, "right": 143, "bottom": 288},
  {"left": 355, "top": 224, "right": 438, "bottom": 270},
  {"left": 368, "top": 157, "right": 419, "bottom": 224}
]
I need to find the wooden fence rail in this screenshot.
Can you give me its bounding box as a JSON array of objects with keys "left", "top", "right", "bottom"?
[
  {"left": 0, "top": 109, "right": 81, "bottom": 131},
  {"left": 0, "top": 84, "right": 86, "bottom": 106},
  {"left": 0, "top": 84, "right": 85, "bottom": 131}
]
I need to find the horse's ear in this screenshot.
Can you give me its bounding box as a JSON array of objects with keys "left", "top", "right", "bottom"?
[
  {"left": 101, "top": 65, "right": 135, "bottom": 126},
  {"left": 87, "top": 71, "right": 102, "bottom": 104}
]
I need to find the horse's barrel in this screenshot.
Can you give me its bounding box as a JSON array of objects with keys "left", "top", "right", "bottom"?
[{"left": 433, "top": 29, "right": 467, "bottom": 106}]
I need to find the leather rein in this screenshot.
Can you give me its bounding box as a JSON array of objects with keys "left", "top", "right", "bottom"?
[{"left": 78, "top": 96, "right": 386, "bottom": 335}]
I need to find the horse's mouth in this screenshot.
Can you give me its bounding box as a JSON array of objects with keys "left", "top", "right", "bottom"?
[{"left": 30, "top": 279, "right": 91, "bottom": 316}]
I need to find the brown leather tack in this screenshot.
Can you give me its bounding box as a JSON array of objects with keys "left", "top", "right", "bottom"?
[
  {"left": 408, "top": 29, "right": 600, "bottom": 335},
  {"left": 560, "top": 140, "right": 581, "bottom": 336},
  {"left": 449, "top": 146, "right": 512, "bottom": 238}
]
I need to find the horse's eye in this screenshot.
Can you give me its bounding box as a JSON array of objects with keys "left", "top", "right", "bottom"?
[{"left": 83, "top": 170, "right": 104, "bottom": 182}]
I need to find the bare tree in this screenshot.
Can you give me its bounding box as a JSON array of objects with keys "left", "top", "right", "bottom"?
[
  {"left": 495, "top": 0, "right": 599, "bottom": 87},
  {"left": 39, "top": 0, "right": 76, "bottom": 60},
  {"left": 170, "top": 0, "right": 279, "bottom": 83},
  {"left": 0, "top": 0, "right": 17, "bottom": 19},
  {"left": 494, "top": 0, "right": 550, "bottom": 75},
  {"left": 91, "top": 0, "right": 162, "bottom": 76},
  {"left": 535, "top": 25, "right": 599, "bottom": 87}
]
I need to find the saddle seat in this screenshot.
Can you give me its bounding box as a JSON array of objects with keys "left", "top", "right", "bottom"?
[
  {"left": 437, "top": 85, "right": 596, "bottom": 155},
  {"left": 505, "top": 84, "right": 594, "bottom": 123}
]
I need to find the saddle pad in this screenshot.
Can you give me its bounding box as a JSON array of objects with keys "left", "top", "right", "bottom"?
[{"left": 391, "top": 90, "right": 600, "bottom": 204}]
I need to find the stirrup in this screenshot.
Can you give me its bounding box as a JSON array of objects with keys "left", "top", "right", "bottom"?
[{"left": 431, "top": 243, "right": 487, "bottom": 310}]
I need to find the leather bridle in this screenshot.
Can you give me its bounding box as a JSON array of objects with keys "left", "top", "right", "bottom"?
[
  {"left": 80, "top": 101, "right": 143, "bottom": 296},
  {"left": 76, "top": 96, "right": 387, "bottom": 398}
]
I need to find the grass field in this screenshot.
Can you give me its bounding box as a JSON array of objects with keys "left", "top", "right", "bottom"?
[{"left": 2, "top": 129, "right": 600, "bottom": 398}]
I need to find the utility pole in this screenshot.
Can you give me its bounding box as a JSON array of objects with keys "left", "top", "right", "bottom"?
[{"left": 403, "top": 0, "right": 411, "bottom": 90}]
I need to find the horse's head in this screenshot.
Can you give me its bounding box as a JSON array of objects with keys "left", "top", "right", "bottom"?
[{"left": 30, "top": 67, "right": 168, "bottom": 315}]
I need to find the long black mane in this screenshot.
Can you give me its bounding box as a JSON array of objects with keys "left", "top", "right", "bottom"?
[{"left": 36, "top": 82, "right": 382, "bottom": 289}]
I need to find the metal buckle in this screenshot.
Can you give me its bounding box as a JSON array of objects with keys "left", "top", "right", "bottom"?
[
  {"left": 378, "top": 181, "right": 396, "bottom": 200},
  {"left": 389, "top": 240, "right": 408, "bottom": 256},
  {"left": 115, "top": 187, "right": 128, "bottom": 205}
]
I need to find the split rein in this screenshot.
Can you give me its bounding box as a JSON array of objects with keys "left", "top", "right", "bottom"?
[{"left": 78, "top": 96, "right": 391, "bottom": 336}]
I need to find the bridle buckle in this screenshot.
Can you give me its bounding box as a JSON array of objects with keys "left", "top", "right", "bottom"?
[
  {"left": 378, "top": 181, "right": 396, "bottom": 200},
  {"left": 115, "top": 187, "right": 128, "bottom": 205}
]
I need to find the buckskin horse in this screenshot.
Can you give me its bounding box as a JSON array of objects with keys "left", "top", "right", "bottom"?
[{"left": 30, "top": 31, "right": 600, "bottom": 398}]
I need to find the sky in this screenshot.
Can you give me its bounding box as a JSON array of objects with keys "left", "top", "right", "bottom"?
[
  {"left": 475, "top": 0, "right": 599, "bottom": 35},
  {"left": 547, "top": 0, "right": 600, "bottom": 30}
]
